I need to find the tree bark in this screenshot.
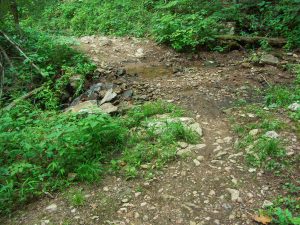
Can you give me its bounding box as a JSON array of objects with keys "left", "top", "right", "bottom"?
[{"left": 9, "top": 0, "right": 21, "bottom": 31}]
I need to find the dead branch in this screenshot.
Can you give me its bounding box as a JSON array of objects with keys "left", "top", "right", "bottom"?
[
  {"left": 216, "top": 35, "right": 286, "bottom": 47},
  {"left": 2, "top": 85, "right": 45, "bottom": 111},
  {"left": 0, "top": 31, "right": 45, "bottom": 76},
  {"left": 0, "top": 54, "right": 4, "bottom": 99},
  {"left": 0, "top": 45, "right": 13, "bottom": 68}
]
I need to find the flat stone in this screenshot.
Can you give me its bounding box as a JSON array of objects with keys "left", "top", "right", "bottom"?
[
  {"left": 226, "top": 188, "right": 241, "bottom": 202},
  {"left": 45, "top": 203, "right": 57, "bottom": 212},
  {"left": 122, "top": 89, "right": 133, "bottom": 99},
  {"left": 178, "top": 142, "right": 189, "bottom": 149},
  {"left": 260, "top": 54, "right": 279, "bottom": 65},
  {"left": 249, "top": 129, "right": 259, "bottom": 136},
  {"left": 99, "top": 103, "right": 118, "bottom": 114},
  {"left": 197, "top": 155, "right": 204, "bottom": 161},
  {"left": 177, "top": 148, "right": 192, "bottom": 156},
  {"left": 66, "top": 100, "right": 99, "bottom": 114},
  {"left": 262, "top": 200, "right": 273, "bottom": 208},
  {"left": 189, "top": 122, "right": 203, "bottom": 136},
  {"left": 193, "top": 159, "right": 201, "bottom": 166}
]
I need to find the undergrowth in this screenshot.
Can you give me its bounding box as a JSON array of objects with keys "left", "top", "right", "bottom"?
[
  {"left": 24, "top": 0, "right": 300, "bottom": 51},
  {"left": 0, "top": 26, "right": 96, "bottom": 109},
  {"left": 0, "top": 100, "right": 200, "bottom": 215}
]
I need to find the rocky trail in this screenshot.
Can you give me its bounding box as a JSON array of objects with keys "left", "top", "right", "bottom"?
[{"left": 4, "top": 36, "right": 299, "bottom": 225}]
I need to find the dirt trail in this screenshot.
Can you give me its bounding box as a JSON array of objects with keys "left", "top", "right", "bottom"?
[{"left": 3, "top": 36, "right": 296, "bottom": 225}]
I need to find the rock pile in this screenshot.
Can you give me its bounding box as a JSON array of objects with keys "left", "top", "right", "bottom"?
[{"left": 66, "top": 82, "right": 134, "bottom": 114}]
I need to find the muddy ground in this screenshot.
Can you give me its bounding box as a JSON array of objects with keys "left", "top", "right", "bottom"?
[{"left": 2, "top": 35, "right": 299, "bottom": 225}]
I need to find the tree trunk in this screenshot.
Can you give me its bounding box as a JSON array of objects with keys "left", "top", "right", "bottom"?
[{"left": 9, "top": 0, "right": 21, "bottom": 31}]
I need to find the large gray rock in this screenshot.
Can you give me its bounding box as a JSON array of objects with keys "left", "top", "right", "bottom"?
[
  {"left": 260, "top": 54, "right": 279, "bottom": 65},
  {"left": 100, "top": 89, "right": 117, "bottom": 105}
]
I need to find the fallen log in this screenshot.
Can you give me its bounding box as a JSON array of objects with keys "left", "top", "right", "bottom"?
[{"left": 216, "top": 35, "right": 287, "bottom": 47}]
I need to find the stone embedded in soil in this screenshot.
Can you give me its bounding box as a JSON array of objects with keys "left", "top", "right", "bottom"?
[
  {"left": 265, "top": 130, "right": 279, "bottom": 139},
  {"left": 45, "top": 203, "right": 57, "bottom": 212},
  {"left": 197, "top": 155, "right": 204, "bottom": 161},
  {"left": 209, "top": 190, "right": 216, "bottom": 196},
  {"left": 65, "top": 100, "right": 99, "bottom": 113},
  {"left": 249, "top": 129, "right": 259, "bottom": 136},
  {"left": 260, "top": 54, "right": 279, "bottom": 65},
  {"left": 177, "top": 148, "right": 192, "bottom": 156},
  {"left": 178, "top": 142, "right": 189, "bottom": 149},
  {"left": 193, "top": 159, "right": 201, "bottom": 166},
  {"left": 103, "top": 186, "right": 109, "bottom": 192},
  {"left": 262, "top": 200, "right": 274, "bottom": 208},
  {"left": 99, "top": 103, "right": 118, "bottom": 114},
  {"left": 135, "top": 48, "right": 145, "bottom": 58},
  {"left": 288, "top": 102, "right": 300, "bottom": 111},
  {"left": 189, "top": 122, "right": 203, "bottom": 136},
  {"left": 226, "top": 188, "right": 241, "bottom": 202}
]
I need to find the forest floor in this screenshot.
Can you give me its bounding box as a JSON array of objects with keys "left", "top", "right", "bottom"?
[{"left": 3, "top": 36, "right": 299, "bottom": 225}]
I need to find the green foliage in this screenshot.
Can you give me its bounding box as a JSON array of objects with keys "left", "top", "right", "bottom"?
[
  {"left": 125, "top": 100, "right": 184, "bottom": 127},
  {"left": 0, "top": 100, "right": 199, "bottom": 215},
  {"left": 0, "top": 102, "right": 125, "bottom": 214},
  {"left": 0, "top": 27, "right": 96, "bottom": 109},
  {"left": 263, "top": 184, "right": 300, "bottom": 225},
  {"left": 33, "top": 0, "right": 151, "bottom": 37},
  {"left": 245, "top": 136, "right": 287, "bottom": 171},
  {"left": 152, "top": 12, "right": 218, "bottom": 51},
  {"left": 67, "top": 189, "right": 86, "bottom": 207},
  {"left": 265, "top": 64, "right": 300, "bottom": 109},
  {"left": 21, "top": 0, "right": 300, "bottom": 50}
]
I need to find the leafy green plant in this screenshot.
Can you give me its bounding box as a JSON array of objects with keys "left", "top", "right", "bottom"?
[
  {"left": 263, "top": 193, "right": 300, "bottom": 225},
  {"left": 152, "top": 12, "right": 218, "bottom": 51},
  {"left": 67, "top": 189, "right": 86, "bottom": 207},
  {"left": 245, "top": 136, "right": 286, "bottom": 170}
]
